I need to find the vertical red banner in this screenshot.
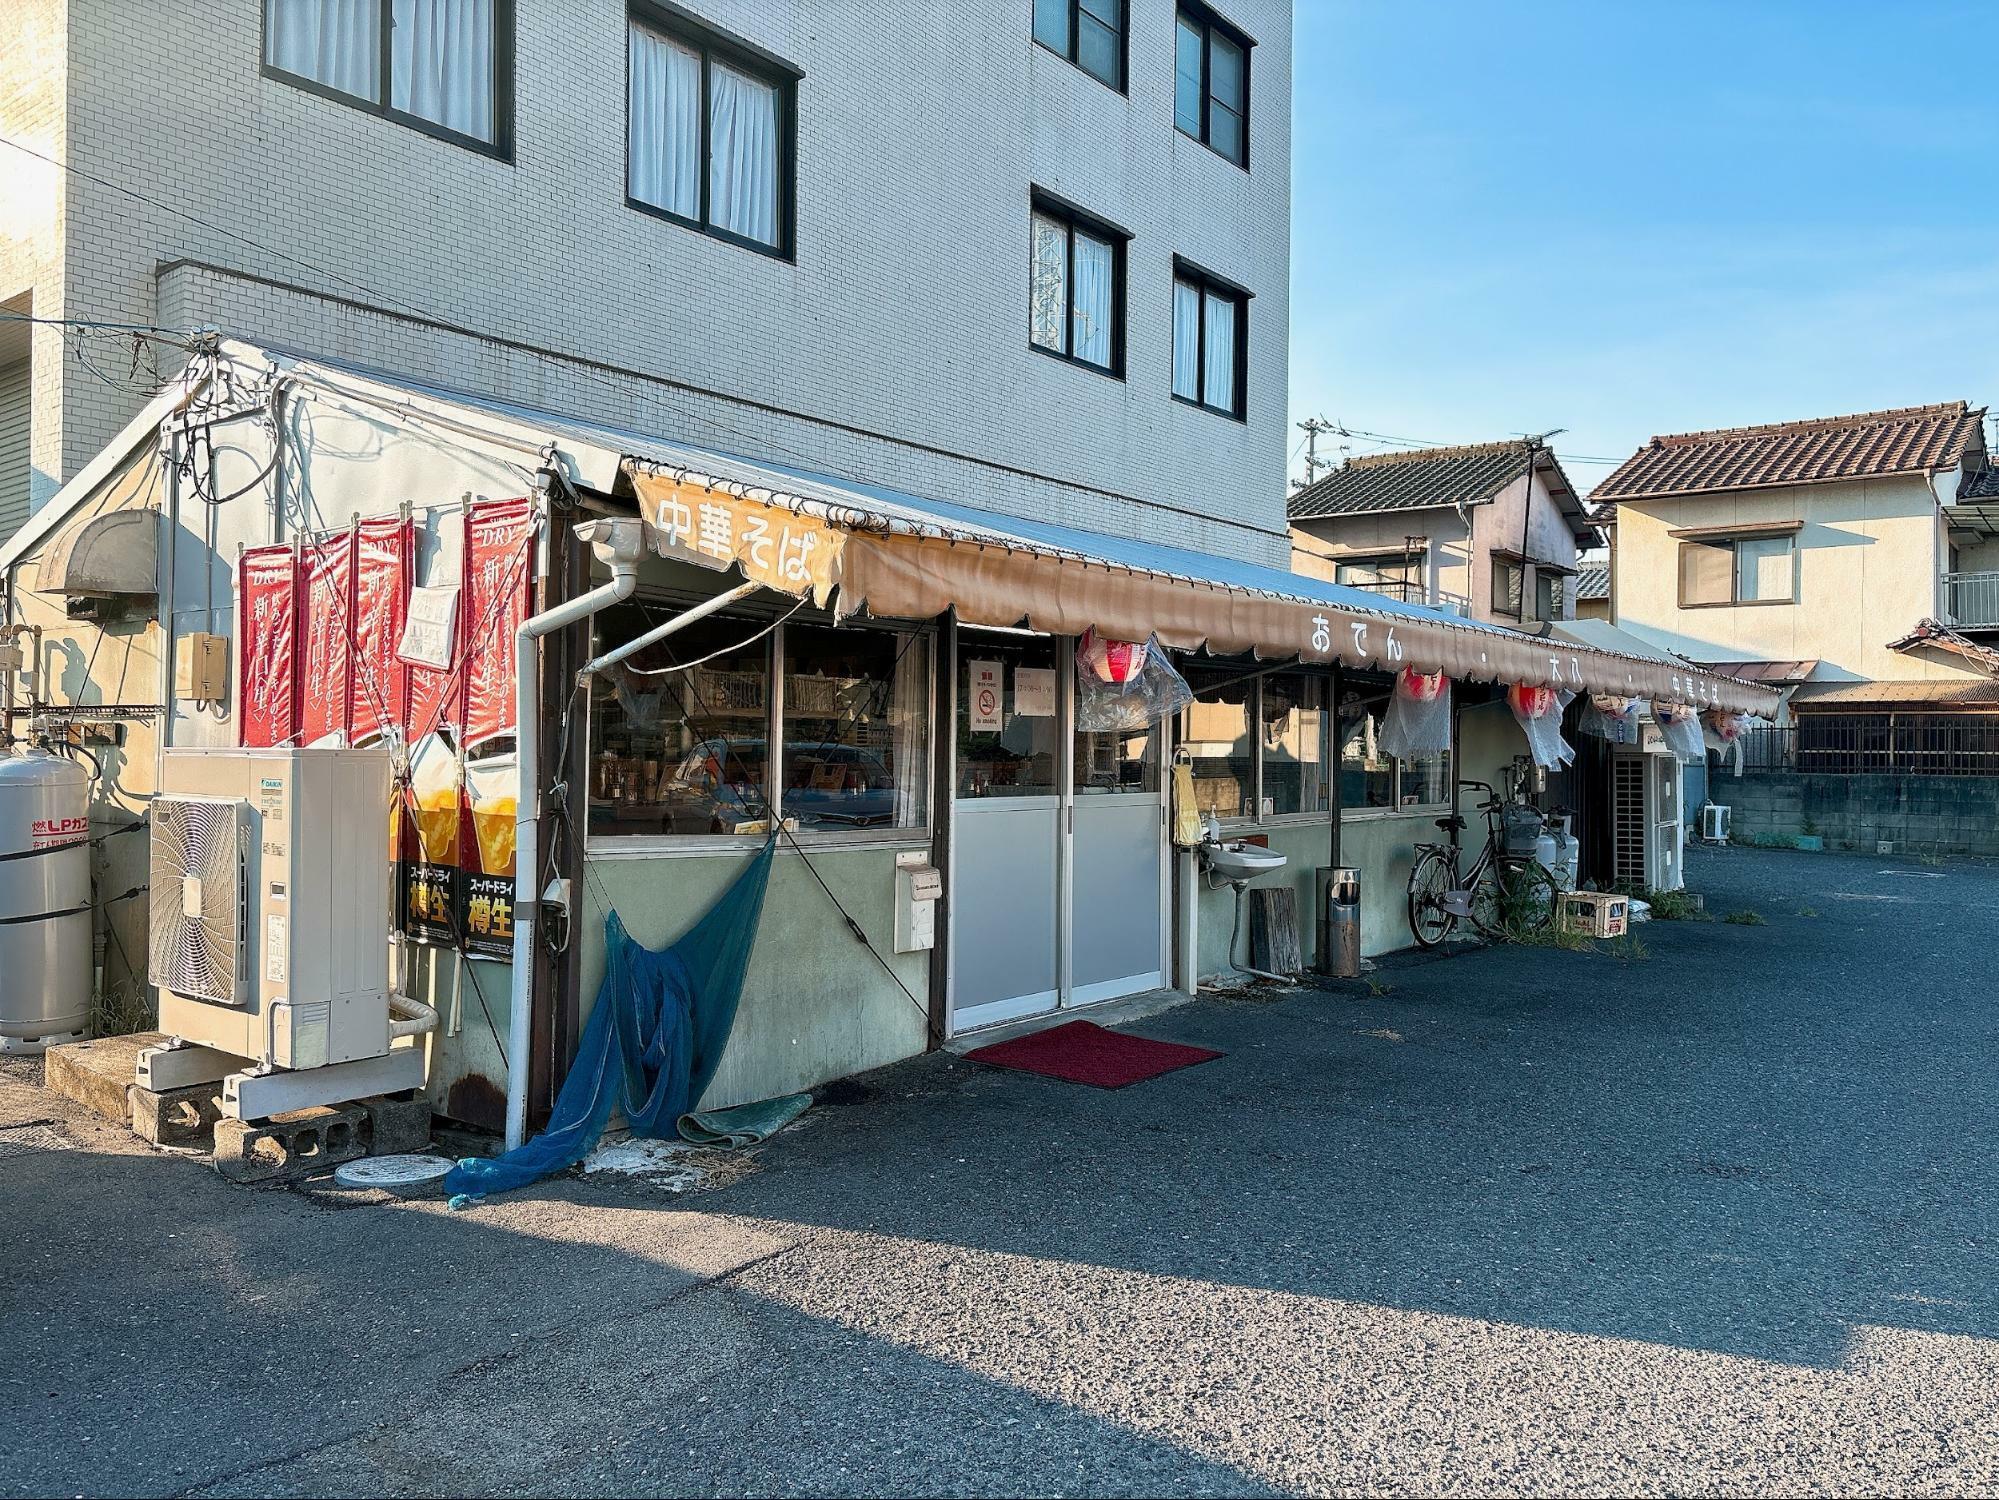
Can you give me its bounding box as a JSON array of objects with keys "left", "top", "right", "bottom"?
[
  {"left": 238, "top": 545, "right": 300, "bottom": 748},
  {"left": 461, "top": 497, "right": 536, "bottom": 747},
  {"left": 352, "top": 517, "right": 412, "bottom": 743},
  {"left": 298, "top": 530, "right": 355, "bottom": 745}
]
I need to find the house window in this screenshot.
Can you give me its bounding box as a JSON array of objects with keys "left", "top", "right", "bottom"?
[
  {"left": 1534, "top": 568, "right": 1562, "bottom": 621},
  {"left": 1339, "top": 672, "right": 1452, "bottom": 811},
  {"left": 1334, "top": 554, "right": 1419, "bottom": 602},
  {"left": 1029, "top": 195, "right": 1126, "bottom": 375},
  {"left": 627, "top": 9, "right": 798, "bottom": 256},
  {"left": 1680, "top": 534, "right": 1796, "bottom": 606},
  {"left": 1491, "top": 557, "right": 1524, "bottom": 618},
  {"left": 263, "top": 0, "right": 511, "bottom": 155},
  {"left": 1033, "top": 0, "right": 1125, "bottom": 91},
  {"left": 1171, "top": 262, "right": 1248, "bottom": 418},
  {"left": 1174, "top": 3, "right": 1251, "bottom": 167},
  {"left": 586, "top": 604, "right": 928, "bottom": 838}
]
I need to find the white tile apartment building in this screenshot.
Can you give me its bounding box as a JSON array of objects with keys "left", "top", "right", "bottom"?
[{"left": 0, "top": 0, "right": 1293, "bottom": 558}]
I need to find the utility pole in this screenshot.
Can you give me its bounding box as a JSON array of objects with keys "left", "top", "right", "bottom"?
[{"left": 1292, "top": 416, "right": 1339, "bottom": 490}]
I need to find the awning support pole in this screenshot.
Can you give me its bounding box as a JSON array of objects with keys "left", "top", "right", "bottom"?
[{"left": 506, "top": 506, "right": 644, "bottom": 1152}]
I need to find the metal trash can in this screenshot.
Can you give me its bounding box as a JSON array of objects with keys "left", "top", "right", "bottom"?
[{"left": 1315, "top": 865, "right": 1362, "bottom": 978}]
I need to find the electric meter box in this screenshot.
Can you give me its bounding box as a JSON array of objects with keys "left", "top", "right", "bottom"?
[{"left": 176, "top": 632, "right": 229, "bottom": 701}]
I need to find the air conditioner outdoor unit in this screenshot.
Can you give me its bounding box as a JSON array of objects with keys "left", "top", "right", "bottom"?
[
  {"left": 142, "top": 746, "right": 427, "bottom": 1118},
  {"left": 1700, "top": 803, "right": 1731, "bottom": 843}
]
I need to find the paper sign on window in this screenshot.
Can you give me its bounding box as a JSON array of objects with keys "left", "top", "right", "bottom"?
[
  {"left": 1014, "top": 667, "right": 1056, "bottom": 718},
  {"left": 968, "top": 661, "right": 1004, "bottom": 732}
]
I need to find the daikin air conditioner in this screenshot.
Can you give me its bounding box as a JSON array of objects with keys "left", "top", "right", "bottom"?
[
  {"left": 145, "top": 747, "right": 424, "bottom": 1116},
  {"left": 1699, "top": 803, "right": 1731, "bottom": 843}
]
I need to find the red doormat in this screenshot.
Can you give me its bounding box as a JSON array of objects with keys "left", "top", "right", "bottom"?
[{"left": 964, "top": 1019, "right": 1223, "bottom": 1089}]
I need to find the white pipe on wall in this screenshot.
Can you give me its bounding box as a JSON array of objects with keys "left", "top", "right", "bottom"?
[{"left": 505, "top": 510, "right": 645, "bottom": 1151}]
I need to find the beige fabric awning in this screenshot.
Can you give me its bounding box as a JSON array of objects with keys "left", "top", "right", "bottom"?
[{"left": 625, "top": 464, "right": 1781, "bottom": 715}]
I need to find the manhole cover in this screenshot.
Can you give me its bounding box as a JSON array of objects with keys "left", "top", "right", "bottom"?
[
  {"left": 331, "top": 1153, "right": 455, "bottom": 1195},
  {"left": 0, "top": 1124, "right": 72, "bottom": 1160}
]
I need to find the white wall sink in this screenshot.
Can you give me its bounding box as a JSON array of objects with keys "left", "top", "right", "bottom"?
[{"left": 1200, "top": 840, "right": 1289, "bottom": 883}]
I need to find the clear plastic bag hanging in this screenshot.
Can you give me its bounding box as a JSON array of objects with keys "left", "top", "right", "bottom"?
[
  {"left": 1509, "top": 683, "right": 1576, "bottom": 769},
  {"left": 1580, "top": 693, "right": 1641, "bottom": 745},
  {"left": 1376, "top": 668, "right": 1452, "bottom": 759},
  {"left": 1074, "top": 632, "right": 1194, "bottom": 731},
  {"left": 1653, "top": 702, "right": 1706, "bottom": 762}
]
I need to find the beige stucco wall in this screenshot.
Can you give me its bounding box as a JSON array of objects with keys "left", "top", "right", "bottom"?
[{"left": 1611, "top": 472, "right": 1976, "bottom": 683}]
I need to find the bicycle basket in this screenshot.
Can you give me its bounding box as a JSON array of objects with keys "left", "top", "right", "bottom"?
[{"left": 1500, "top": 804, "right": 1544, "bottom": 856}]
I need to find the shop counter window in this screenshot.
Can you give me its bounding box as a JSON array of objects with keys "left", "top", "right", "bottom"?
[
  {"left": 1261, "top": 671, "right": 1329, "bottom": 815},
  {"left": 588, "top": 603, "right": 929, "bottom": 838},
  {"left": 1338, "top": 670, "right": 1453, "bottom": 811},
  {"left": 1180, "top": 662, "right": 1256, "bottom": 818}
]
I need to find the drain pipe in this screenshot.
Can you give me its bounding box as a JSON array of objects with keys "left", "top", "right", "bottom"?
[
  {"left": 505, "top": 510, "right": 646, "bottom": 1151},
  {"left": 580, "top": 580, "right": 763, "bottom": 676}
]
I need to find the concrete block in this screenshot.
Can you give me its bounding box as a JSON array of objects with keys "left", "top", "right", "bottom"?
[
  {"left": 44, "top": 1033, "right": 165, "bottom": 1124},
  {"left": 213, "top": 1104, "right": 367, "bottom": 1186},
  {"left": 361, "top": 1092, "right": 433, "bottom": 1157},
  {"left": 130, "top": 1082, "right": 225, "bottom": 1149}
]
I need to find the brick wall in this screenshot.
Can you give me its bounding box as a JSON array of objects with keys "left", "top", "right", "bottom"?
[{"left": 18, "top": 0, "right": 1293, "bottom": 562}]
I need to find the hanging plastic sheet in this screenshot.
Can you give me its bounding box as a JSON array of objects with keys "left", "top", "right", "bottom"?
[
  {"left": 1074, "top": 632, "right": 1194, "bottom": 731},
  {"left": 1376, "top": 668, "right": 1451, "bottom": 759},
  {"left": 1704, "top": 709, "right": 1749, "bottom": 776},
  {"left": 444, "top": 837, "right": 777, "bottom": 1206},
  {"left": 1509, "top": 683, "right": 1575, "bottom": 769},
  {"left": 1580, "top": 693, "right": 1642, "bottom": 745},
  {"left": 1654, "top": 702, "right": 1707, "bottom": 762}
]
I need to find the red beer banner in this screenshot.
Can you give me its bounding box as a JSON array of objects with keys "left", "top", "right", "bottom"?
[
  {"left": 461, "top": 497, "right": 536, "bottom": 747},
  {"left": 351, "top": 517, "right": 412, "bottom": 742},
  {"left": 298, "top": 533, "right": 354, "bottom": 746},
  {"left": 238, "top": 545, "right": 299, "bottom": 748}
]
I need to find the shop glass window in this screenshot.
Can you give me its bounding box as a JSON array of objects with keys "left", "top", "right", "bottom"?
[
  {"left": 1180, "top": 663, "right": 1257, "bottom": 819},
  {"left": 588, "top": 605, "right": 927, "bottom": 838},
  {"left": 1171, "top": 264, "right": 1247, "bottom": 418},
  {"left": 1337, "top": 677, "right": 1396, "bottom": 809},
  {"left": 264, "top": 0, "right": 509, "bottom": 154},
  {"left": 1033, "top": 0, "right": 1124, "bottom": 90},
  {"left": 957, "top": 634, "right": 1063, "bottom": 798},
  {"left": 1260, "top": 672, "right": 1329, "bottom": 816},
  {"left": 780, "top": 624, "right": 929, "bottom": 832},
  {"left": 1174, "top": 4, "right": 1250, "bottom": 167},
  {"left": 1030, "top": 196, "right": 1125, "bottom": 375},
  {"left": 1076, "top": 726, "right": 1160, "bottom": 794},
  {"left": 1400, "top": 748, "right": 1452, "bottom": 807},
  {"left": 628, "top": 11, "right": 796, "bottom": 255}
]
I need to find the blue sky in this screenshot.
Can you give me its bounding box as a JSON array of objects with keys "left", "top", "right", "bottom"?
[{"left": 1287, "top": 0, "right": 1999, "bottom": 491}]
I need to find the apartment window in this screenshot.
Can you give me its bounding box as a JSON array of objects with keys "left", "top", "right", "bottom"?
[
  {"left": 263, "top": 0, "right": 512, "bottom": 155},
  {"left": 627, "top": 8, "right": 799, "bottom": 257},
  {"left": 1033, "top": 0, "right": 1125, "bottom": 91},
  {"left": 1172, "top": 262, "right": 1248, "bottom": 419},
  {"left": 1029, "top": 195, "right": 1126, "bottom": 375},
  {"left": 1339, "top": 673, "right": 1452, "bottom": 812},
  {"left": 1491, "top": 557, "right": 1524, "bottom": 618},
  {"left": 1174, "top": 3, "right": 1251, "bottom": 167},
  {"left": 1680, "top": 533, "right": 1797, "bottom": 606},
  {"left": 587, "top": 605, "right": 929, "bottom": 838}
]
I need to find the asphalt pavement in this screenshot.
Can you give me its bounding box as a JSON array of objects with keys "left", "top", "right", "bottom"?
[{"left": 4, "top": 845, "right": 1997, "bottom": 1497}]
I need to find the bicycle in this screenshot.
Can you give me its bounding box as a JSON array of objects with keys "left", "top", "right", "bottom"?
[{"left": 1406, "top": 779, "right": 1562, "bottom": 948}]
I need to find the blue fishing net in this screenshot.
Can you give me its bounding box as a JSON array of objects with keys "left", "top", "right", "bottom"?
[{"left": 445, "top": 837, "right": 776, "bottom": 1206}]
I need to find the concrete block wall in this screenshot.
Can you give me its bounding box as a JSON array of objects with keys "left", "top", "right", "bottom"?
[
  {"left": 1725, "top": 771, "right": 1999, "bottom": 857},
  {"left": 15, "top": 0, "right": 1293, "bottom": 564}
]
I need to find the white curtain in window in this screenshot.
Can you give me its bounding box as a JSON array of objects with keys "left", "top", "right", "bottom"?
[
  {"left": 709, "top": 60, "right": 781, "bottom": 246},
  {"left": 1202, "top": 290, "right": 1236, "bottom": 410},
  {"left": 1172, "top": 279, "right": 1200, "bottom": 399},
  {"left": 892, "top": 636, "right": 929, "bottom": 829},
  {"left": 391, "top": 0, "right": 495, "bottom": 142},
  {"left": 267, "top": 0, "right": 380, "bottom": 99},
  {"left": 628, "top": 26, "right": 701, "bottom": 218},
  {"left": 1072, "top": 231, "right": 1113, "bottom": 367}
]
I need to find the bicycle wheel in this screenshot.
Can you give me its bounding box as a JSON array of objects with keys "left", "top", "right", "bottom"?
[
  {"left": 1407, "top": 850, "right": 1457, "bottom": 949},
  {"left": 1469, "top": 858, "right": 1562, "bottom": 939}
]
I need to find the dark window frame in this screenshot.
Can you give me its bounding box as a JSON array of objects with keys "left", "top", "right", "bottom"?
[
  {"left": 1031, "top": 0, "right": 1129, "bottom": 93},
  {"left": 1027, "top": 189, "right": 1129, "bottom": 380},
  {"left": 259, "top": 0, "right": 517, "bottom": 162},
  {"left": 1491, "top": 556, "right": 1524, "bottom": 618},
  {"left": 624, "top": 1, "right": 803, "bottom": 263},
  {"left": 1174, "top": 1, "right": 1253, "bottom": 170},
  {"left": 1170, "top": 256, "right": 1250, "bottom": 421}
]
